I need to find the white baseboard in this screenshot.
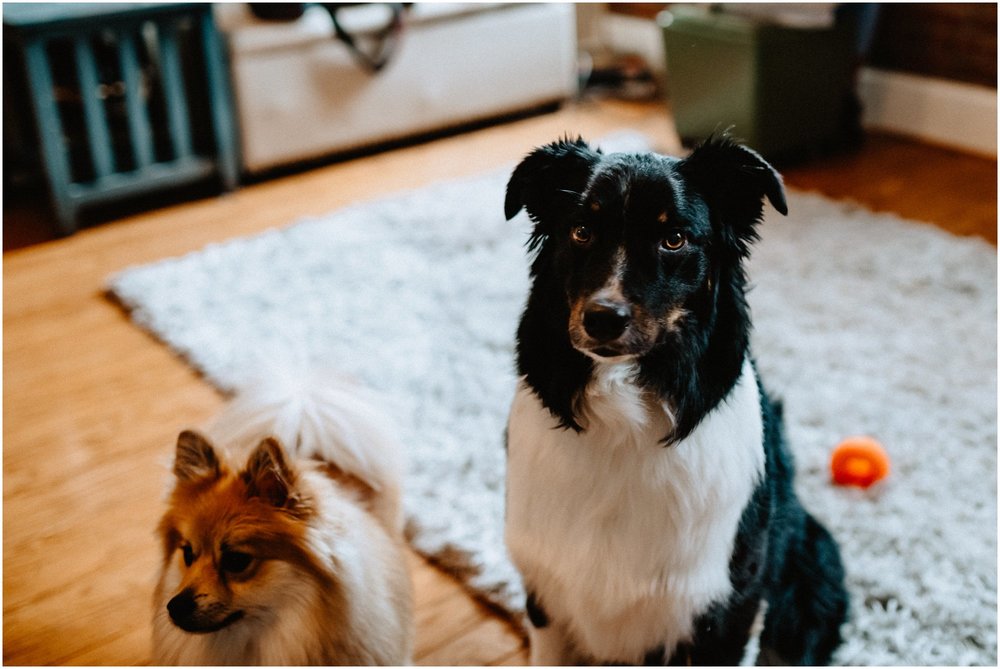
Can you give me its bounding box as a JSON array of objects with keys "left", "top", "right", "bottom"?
[
  {"left": 597, "top": 12, "right": 997, "bottom": 158},
  {"left": 858, "top": 68, "right": 997, "bottom": 157}
]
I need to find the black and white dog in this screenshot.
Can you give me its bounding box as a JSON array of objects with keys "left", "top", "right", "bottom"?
[{"left": 503, "top": 135, "right": 848, "bottom": 665}]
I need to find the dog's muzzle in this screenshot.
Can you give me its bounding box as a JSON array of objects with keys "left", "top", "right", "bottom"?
[
  {"left": 571, "top": 296, "right": 664, "bottom": 360},
  {"left": 167, "top": 589, "right": 244, "bottom": 633},
  {"left": 582, "top": 298, "right": 632, "bottom": 344}
]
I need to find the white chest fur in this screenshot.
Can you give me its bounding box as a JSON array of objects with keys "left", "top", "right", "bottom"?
[{"left": 505, "top": 359, "right": 765, "bottom": 663}]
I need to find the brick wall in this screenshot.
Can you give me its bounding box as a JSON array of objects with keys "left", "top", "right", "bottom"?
[
  {"left": 609, "top": 3, "right": 997, "bottom": 87},
  {"left": 868, "top": 3, "right": 996, "bottom": 87}
]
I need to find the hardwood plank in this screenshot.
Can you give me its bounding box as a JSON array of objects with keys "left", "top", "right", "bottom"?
[
  {"left": 780, "top": 132, "right": 997, "bottom": 244},
  {"left": 414, "top": 573, "right": 525, "bottom": 666},
  {"left": 418, "top": 613, "right": 526, "bottom": 666},
  {"left": 420, "top": 627, "right": 526, "bottom": 665}
]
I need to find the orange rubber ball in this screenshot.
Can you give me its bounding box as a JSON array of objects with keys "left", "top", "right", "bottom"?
[{"left": 831, "top": 436, "right": 890, "bottom": 488}]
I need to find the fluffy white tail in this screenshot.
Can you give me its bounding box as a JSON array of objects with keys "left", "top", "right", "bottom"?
[{"left": 206, "top": 367, "right": 405, "bottom": 532}]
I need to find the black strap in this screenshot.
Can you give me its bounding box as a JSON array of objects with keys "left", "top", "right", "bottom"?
[
  {"left": 320, "top": 3, "right": 408, "bottom": 73},
  {"left": 249, "top": 3, "right": 307, "bottom": 21},
  {"left": 249, "top": 3, "right": 409, "bottom": 74}
]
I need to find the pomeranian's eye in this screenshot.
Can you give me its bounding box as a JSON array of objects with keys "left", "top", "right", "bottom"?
[
  {"left": 181, "top": 544, "right": 195, "bottom": 567},
  {"left": 659, "top": 230, "right": 687, "bottom": 252},
  {"left": 570, "top": 225, "right": 593, "bottom": 246},
  {"left": 220, "top": 550, "right": 253, "bottom": 575}
]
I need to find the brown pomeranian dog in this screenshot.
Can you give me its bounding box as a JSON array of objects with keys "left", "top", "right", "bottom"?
[{"left": 152, "top": 370, "right": 413, "bottom": 665}]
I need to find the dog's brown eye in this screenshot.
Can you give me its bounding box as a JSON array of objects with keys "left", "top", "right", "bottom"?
[
  {"left": 660, "top": 231, "right": 687, "bottom": 252},
  {"left": 182, "top": 544, "right": 195, "bottom": 567},
  {"left": 220, "top": 550, "right": 253, "bottom": 574},
  {"left": 571, "top": 225, "right": 593, "bottom": 246}
]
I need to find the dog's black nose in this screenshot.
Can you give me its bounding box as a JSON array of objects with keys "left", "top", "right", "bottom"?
[
  {"left": 583, "top": 300, "right": 631, "bottom": 342},
  {"left": 167, "top": 589, "right": 197, "bottom": 623}
]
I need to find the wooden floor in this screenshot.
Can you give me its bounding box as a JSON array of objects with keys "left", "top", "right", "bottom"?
[{"left": 3, "top": 99, "right": 995, "bottom": 666}]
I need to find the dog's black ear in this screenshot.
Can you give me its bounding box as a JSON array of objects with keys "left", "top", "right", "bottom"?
[
  {"left": 243, "top": 437, "right": 300, "bottom": 511},
  {"left": 504, "top": 137, "right": 602, "bottom": 232},
  {"left": 678, "top": 134, "right": 787, "bottom": 257},
  {"left": 174, "top": 430, "right": 221, "bottom": 483}
]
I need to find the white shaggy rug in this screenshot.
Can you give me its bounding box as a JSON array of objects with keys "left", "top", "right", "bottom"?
[{"left": 108, "top": 134, "right": 997, "bottom": 665}]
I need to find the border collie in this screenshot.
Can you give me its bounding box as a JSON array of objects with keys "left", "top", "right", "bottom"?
[{"left": 502, "top": 135, "right": 848, "bottom": 665}]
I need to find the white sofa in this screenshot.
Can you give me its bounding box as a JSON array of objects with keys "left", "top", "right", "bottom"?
[{"left": 215, "top": 3, "right": 578, "bottom": 173}]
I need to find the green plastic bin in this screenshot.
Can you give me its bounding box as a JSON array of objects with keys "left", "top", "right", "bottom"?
[{"left": 660, "top": 5, "right": 856, "bottom": 158}]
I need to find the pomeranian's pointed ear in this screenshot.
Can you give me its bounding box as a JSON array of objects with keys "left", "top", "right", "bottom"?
[
  {"left": 243, "top": 437, "right": 297, "bottom": 509},
  {"left": 678, "top": 135, "right": 786, "bottom": 256},
  {"left": 504, "top": 137, "right": 602, "bottom": 227},
  {"left": 174, "top": 430, "right": 221, "bottom": 483}
]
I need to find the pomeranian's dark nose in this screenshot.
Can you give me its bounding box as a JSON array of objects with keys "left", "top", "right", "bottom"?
[
  {"left": 583, "top": 299, "right": 632, "bottom": 342},
  {"left": 167, "top": 589, "right": 197, "bottom": 623}
]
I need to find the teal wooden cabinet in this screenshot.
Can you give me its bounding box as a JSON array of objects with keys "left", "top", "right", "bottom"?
[{"left": 4, "top": 3, "right": 238, "bottom": 234}]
